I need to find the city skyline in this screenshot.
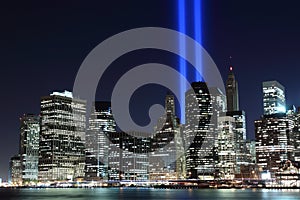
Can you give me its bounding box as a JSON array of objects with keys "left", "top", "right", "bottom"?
[
  {"left": 7, "top": 77, "right": 300, "bottom": 185},
  {"left": 2, "top": 0, "right": 300, "bottom": 182}
]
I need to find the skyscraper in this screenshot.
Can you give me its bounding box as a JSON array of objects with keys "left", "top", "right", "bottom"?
[
  {"left": 149, "top": 93, "right": 182, "bottom": 180},
  {"left": 223, "top": 68, "right": 250, "bottom": 178},
  {"left": 263, "top": 81, "right": 286, "bottom": 116},
  {"left": 209, "top": 87, "right": 227, "bottom": 168},
  {"left": 8, "top": 155, "right": 22, "bottom": 185},
  {"left": 85, "top": 101, "right": 116, "bottom": 180},
  {"left": 287, "top": 106, "right": 300, "bottom": 161},
  {"left": 225, "top": 67, "right": 251, "bottom": 172},
  {"left": 226, "top": 66, "right": 239, "bottom": 112},
  {"left": 255, "top": 81, "right": 294, "bottom": 176},
  {"left": 38, "top": 91, "right": 86, "bottom": 181},
  {"left": 245, "top": 140, "right": 256, "bottom": 164},
  {"left": 217, "top": 116, "right": 236, "bottom": 179},
  {"left": 185, "top": 82, "right": 215, "bottom": 179},
  {"left": 226, "top": 110, "right": 247, "bottom": 173},
  {"left": 19, "top": 114, "right": 40, "bottom": 184},
  {"left": 108, "top": 131, "right": 150, "bottom": 181},
  {"left": 255, "top": 117, "right": 294, "bottom": 174}
]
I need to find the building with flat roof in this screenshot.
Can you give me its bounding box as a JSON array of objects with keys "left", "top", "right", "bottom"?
[
  {"left": 19, "top": 114, "right": 40, "bottom": 184},
  {"left": 38, "top": 91, "right": 86, "bottom": 181}
]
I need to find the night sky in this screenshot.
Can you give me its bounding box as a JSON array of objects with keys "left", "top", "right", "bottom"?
[{"left": 1, "top": 0, "right": 300, "bottom": 180}]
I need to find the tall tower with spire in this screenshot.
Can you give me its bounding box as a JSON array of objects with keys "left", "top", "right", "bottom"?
[
  {"left": 226, "top": 66, "right": 239, "bottom": 112},
  {"left": 223, "top": 66, "right": 249, "bottom": 176}
]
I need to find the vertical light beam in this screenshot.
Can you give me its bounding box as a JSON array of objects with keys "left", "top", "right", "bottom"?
[
  {"left": 194, "top": 0, "right": 203, "bottom": 82},
  {"left": 178, "top": 0, "right": 186, "bottom": 124}
]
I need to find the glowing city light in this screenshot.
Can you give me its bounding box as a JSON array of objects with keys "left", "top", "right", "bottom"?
[
  {"left": 178, "top": 0, "right": 186, "bottom": 123},
  {"left": 277, "top": 105, "right": 286, "bottom": 113},
  {"left": 177, "top": 0, "right": 202, "bottom": 123},
  {"left": 193, "top": 0, "right": 203, "bottom": 82}
]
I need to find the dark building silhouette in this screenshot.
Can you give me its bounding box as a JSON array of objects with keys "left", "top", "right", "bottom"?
[{"left": 226, "top": 66, "right": 239, "bottom": 112}]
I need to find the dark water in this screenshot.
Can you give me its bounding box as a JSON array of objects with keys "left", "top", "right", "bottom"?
[{"left": 0, "top": 188, "right": 299, "bottom": 200}]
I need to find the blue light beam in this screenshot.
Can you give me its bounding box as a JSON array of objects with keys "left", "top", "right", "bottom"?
[
  {"left": 178, "top": 0, "right": 186, "bottom": 124},
  {"left": 193, "top": 0, "right": 203, "bottom": 82}
]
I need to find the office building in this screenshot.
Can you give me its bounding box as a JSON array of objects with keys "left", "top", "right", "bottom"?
[
  {"left": 226, "top": 110, "right": 247, "bottom": 173},
  {"left": 255, "top": 81, "right": 295, "bottom": 176},
  {"left": 255, "top": 117, "right": 294, "bottom": 174},
  {"left": 19, "top": 114, "right": 40, "bottom": 183},
  {"left": 263, "top": 81, "right": 286, "bottom": 116},
  {"left": 217, "top": 116, "right": 236, "bottom": 179},
  {"left": 38, "top": 91, "right": 86, "bottom": 181},
  {"left": 287, "top": 106, "right": 300, "bottom": 161},
  {"left": 185, "top": 82, "right": 216, "bottom": 179},
  {"left": 108, "top": 131, "right": 150, "bottom": 181},
  {"left": 149, "top": 94, "right": 182, "bottom": 180},
  {"left": 245, "top": 140, "right": 256, "bottom": 164},
  {"left": 9, "top": 155, "right": 22, "bottom": 185},
  {"left": 224, "top": 67, "right": 249, "bottom": 176},
  {"left": 226, "top": 66, "right": 239, "bottom": 112},
  {"left": 85, "top": 101, "right": 116, "bottom": 181}
]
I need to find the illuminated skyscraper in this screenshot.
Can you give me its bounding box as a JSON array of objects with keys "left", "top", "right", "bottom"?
[
  {"left": 86, "top": 102, "right": 150, "bottom": 181},
  {"left": 255, "top": 117, "right": 294, "bottom": 174},
  {"left": 9, "top": 155, "right": 22, "bottom": 185},
  {"left": 85, "top": 101, "right": 116, "bottom": 180},
  {"left": 286, "top": 106, "right": 300, "bottom": 161},
  {"left": 217, "top": 110, "right": 248, "bottom": 177},
  {"left": 217, "top": 116, "right": 236, "bottom": 179},
  {"left": 226, "top": 111, "right": 247, "bottom": 173},
  {"left": 209, "top": 87, "right": 227, "bottom": 165},
  {"left": 19, "top": 114, "right": 40, "bottom": 183},
  {"left": 38, "top": 91, "right": 86, "bottom": 181},
  {"left": 108, "top": 131, "right": 150, "bottom": 181},
  {"left": 149, "top": 93, "right": 183, "bottom": 180},
  {"left": 224, "top": 68, "right": 249, "bottom": 176},
  {"left": 263, "top": 81, "right": 286, "bottom": 115},
  {"left": 185, "top": 82, "right": 215, "bottom": 179},
  {"left": 245, "top": 140, "right": 256, "bottom": 164},
  {"left": 255, "top": 81, "right": 295, "bottom": 176},
  {"left": 226, "top": 66, "right": 239, "bottom": 112}
]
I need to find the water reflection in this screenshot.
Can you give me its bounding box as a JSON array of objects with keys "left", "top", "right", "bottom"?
[{"left": 1, "top": 188, "right": 300, "bottom": 200}]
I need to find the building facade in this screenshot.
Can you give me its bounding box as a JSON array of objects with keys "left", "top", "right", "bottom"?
[
  {"left": 255, "top": 117, "right": 294, "bottom": 174},
  {"left": 149, "top": 94, "right": 182, "bottom": 180},
  {"left": 185, "top": 82, "right": 216, "bottom": 179},
  {"left": 287, "top": 107, "right": 300, "bottom": 161},
  {"left": 19, "top": 114, "right": 40, "bottom": 183},
  {"left": 108, "top": 131, "right": 150, "bottom": 181},
  {"left": 254, "top": 81, "right": 295, "bottom": 176},
  {"left": 217, "top": 116, "right": 236, "bottom": 179},
  {"left": 9, "top": 155, "right": 22, "bottom": 185},
  {"left": 224, "top": 68, "right": 250, "bottom": 176},
  {"left": 226, "top": 66, "right": 239, "bottom": 112},
  {"left": 263, "top": 81, "right": 286, "bottom": 115},
  {"left": 226, "top": 111, "right": 247, "bottom": 173},
  {"left": 245, "top": 140, "right": 256, "bottom": 164},
  {"left": 38, "top": 91, "right": 86, "bottom": 181},
  {"left": 85, "top": 101, "right": 116, "bottom": 181}
]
